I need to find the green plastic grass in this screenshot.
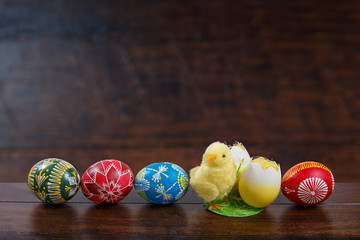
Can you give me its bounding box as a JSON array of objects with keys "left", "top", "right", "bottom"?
[{"left": 204, "top": 194, "right": 263, "bottom": 217}]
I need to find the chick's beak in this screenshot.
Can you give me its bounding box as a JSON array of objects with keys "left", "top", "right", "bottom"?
[{"left": 207, "top": 154, "right": 217, "bottom": 161}]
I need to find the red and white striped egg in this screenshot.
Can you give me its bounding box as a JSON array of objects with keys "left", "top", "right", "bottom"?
[{"left": 281, "top": 161, "right": 335, "bottom": 206}]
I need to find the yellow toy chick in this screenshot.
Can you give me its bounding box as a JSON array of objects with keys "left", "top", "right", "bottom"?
[{"left": 190, "top": 141, "right": 237, "bottom": 211}]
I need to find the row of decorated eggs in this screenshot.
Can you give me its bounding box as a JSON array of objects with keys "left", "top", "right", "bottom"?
[
  {"left": 27, "top": 159, "right": 189, "bottom": 205},
  {"left": 27, "top": 158, "right": 335, "bottom": 206},
  {"left": 236, "top": 158, "right": 335, "bottom": 207}
]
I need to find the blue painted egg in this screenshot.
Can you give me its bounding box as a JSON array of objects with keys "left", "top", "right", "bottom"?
[{"left": 134, "top": 162, "right": 189, "bottom": 204}]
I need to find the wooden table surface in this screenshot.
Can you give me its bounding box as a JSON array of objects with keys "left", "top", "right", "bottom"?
[{"left": 1, "top": 183, "right": 359, "bottom": 239}]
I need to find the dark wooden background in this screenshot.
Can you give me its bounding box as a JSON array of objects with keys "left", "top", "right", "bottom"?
[{"left": 0, "top": 0, "right": 359, "bottom": 182}]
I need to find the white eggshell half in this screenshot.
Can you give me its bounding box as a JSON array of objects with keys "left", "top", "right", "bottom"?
[
  {"left": 230, "top": 145, "right": 251, "bottom": 166},
  {"left": 241, "top": 162, "right": 281, "bottom": 188}
]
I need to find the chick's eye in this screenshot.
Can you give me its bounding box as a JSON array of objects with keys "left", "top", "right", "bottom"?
[{"left": 222, "top": 154, "right": 226, "bottom": 158}]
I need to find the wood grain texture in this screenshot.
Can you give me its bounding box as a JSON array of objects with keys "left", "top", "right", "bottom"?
[
  {"left": 0, "top": 0, "right": 359, "bottom": 181},
  {"left": 0, "top": 183, "right": 359, "bottom": 239}
]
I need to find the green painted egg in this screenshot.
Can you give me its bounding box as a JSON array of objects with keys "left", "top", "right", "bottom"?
[{"left": 27, "top": 158, "right": 80, "bottom": 204}]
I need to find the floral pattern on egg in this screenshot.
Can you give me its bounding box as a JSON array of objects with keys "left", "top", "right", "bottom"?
[{"left": 134, "top": 162, "right": 189, "bottom": 204}]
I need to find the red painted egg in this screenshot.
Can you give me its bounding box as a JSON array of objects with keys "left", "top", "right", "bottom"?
[
  {"left": 81, "top": 159, "right": 134, "bottom": 204},
  {"left": 281, "top": 161, "right": 335, "bottom": 206}
]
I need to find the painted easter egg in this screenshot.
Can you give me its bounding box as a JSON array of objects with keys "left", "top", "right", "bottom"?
[
  {"left": 27, "top": 158, "right": 80, "bottom": 204},
  {"left": 81, "top": 159, "right": 134, "bottom": 204},
  {"left": 281, "top": 161, "right": 335, "bottom": 206},
  {"left": 134, "top": 162, "right": 189, "bottom": 204}
]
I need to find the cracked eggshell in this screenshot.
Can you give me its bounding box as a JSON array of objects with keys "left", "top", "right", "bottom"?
[
  {"left": 239, "top": 158, "right": 281, "bottom": 208},
  {"left": 230, "top": 143, "right": 251, "bottom": 166},
  {"left": 281, "top": 161, "right": 335, "bottom": 206}
]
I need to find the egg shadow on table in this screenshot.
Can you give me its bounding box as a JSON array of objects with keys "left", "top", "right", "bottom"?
[
  {"left": 188, "top": 205, "right": 277, "bottom": 237},
  {"left": 83, "top": 203, "right": 133, "bottom": 238},
  {"left": 31, "top": 204, "right": 79, "bottom": 239},
  {"left": 135, "top": 203, "right": 189, "bottom": 237},
  {"left": 279, "top": 204, "right": 332, "bottom": 238},
  {"left": 251, "top": 208, "right": 277, "bottom": 234}
]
